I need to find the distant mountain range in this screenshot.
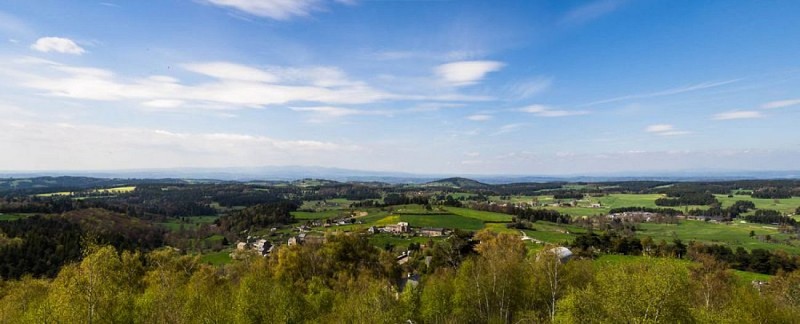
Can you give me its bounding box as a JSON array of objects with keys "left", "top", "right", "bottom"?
[{"left": 1, "top": 166, "right": 799, "bottom": 184}]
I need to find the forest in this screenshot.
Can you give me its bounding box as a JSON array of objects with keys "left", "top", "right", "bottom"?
[{"left": 1, "top": 232, "right": 800, "bottom": 323}]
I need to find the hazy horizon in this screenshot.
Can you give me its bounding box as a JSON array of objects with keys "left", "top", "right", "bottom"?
[{"left": 2, "top": 1, "right": 799, "bottom": 174}]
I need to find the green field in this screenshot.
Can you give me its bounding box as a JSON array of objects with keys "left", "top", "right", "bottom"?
[
  {"left": 594, "top": 254, "right": 772, "bottom": 282},
  {"left": 293, "top": 209, "right": 351, "bottom": 220},
  {"left": 199, "top": 250, "right": 232, "bottom": 265},
  {"left": 157, "top": 216, "right": 219, "bottom": 231},
  {"left": 636, "top": 220, "right": 800, "bottom": 254},
  {"left": 444, "top": 207, "right": 514, "bottom": 222},
  {"left": 714, "top": 194, "right": 800, "bottom": 215},
  {"left": 369, "top": 233, "right": 436, "bottom": 250}
]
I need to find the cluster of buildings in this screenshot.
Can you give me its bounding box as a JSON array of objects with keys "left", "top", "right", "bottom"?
[
  {"left": 234, "top": 236, "right": 274, "bottom": 256},
  {"left": 367, "top": 222, "right": 448, "bottom": 237}
]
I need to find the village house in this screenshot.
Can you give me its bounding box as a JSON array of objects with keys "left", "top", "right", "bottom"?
[
  {"left": 419, "top": 227, "right": 445, "bottom": 237},
  {"left": 235, "top": 238, "right": 273, "bottom": 256},
  {"left": 384, "top": 222, "right": 409, "bottom": 234}
]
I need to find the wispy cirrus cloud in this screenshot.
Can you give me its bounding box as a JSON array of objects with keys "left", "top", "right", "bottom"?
[
  {"left": 645, "top": 124, "right": 690, "bottom": 136},
  {"left": 30, "top": 37, "right": 86, "bottom": 55},
  {"left": 505, "top": 77, "right": 552, "bottom": 99},
  {"left": 582, "top": 79, "right": 741, "bottom": 107},
  {"left": 560, "top": 0, "right": 626, "bottom": 25},
  {"left": 518, "top": 104, "right": 589, "bottom": 117},
  {"left": 204, "top": 0, "right": 351, "bottom": 20},
  {"left": 491, "top": 123, "right": 525, "bottom": 136},
  {"left": 712, "top": 110, "right": 763, "bottom": 120},
  {"left": 435, "top": 60, "right": 505, "bottom": 87},
  {"left": 762, "top": 98, "right": 800, "bottom": 109}
]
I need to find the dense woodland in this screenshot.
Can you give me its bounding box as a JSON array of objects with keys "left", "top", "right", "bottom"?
[{"left": 2, "top": 233, "right": 800, "bottom": 323}]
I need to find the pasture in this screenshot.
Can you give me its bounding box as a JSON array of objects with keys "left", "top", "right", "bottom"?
[
  {"left": 444, "top": 207, "right": 513, "bottom": 222},
  {"left": 636, "top": 220, "right": 800, "bottom": 254},
  {"left": 714, "top": 194, "right": 800, "bottom": 215},
  {"left": 157, "top": 215, "right": 219, "bottom": 231}
]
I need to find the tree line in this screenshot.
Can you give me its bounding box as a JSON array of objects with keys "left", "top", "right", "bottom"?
[{"left": 2, "top": 232, "right": 800, "bottom": 323}]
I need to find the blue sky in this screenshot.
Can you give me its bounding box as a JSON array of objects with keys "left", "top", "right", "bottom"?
[{"left": 1, "top": 0, "right": 799, "bottom": 175}]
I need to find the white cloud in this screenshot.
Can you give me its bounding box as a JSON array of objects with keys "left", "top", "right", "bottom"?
[
  {"left": 30, "top": 37, "right": 86, "bottom": 55},
  {"left": 290, "top": 106, "right": 392, "bottom": 122},
  {"left": 645, "top": 124, "right": 674, "bottom": 133},
  {"left": 0, "top": 119, "right": 358, "bottom": 170},
  {"left": 466, "top": 114, "right": 492, "bottom": 121},
  {"left": 645, "top": 124, "right": 689, "bottom": 136},
  {"left": 183, "top": 62, "right": 279, "bottom": 82},
  {"left": 290, "top": 106, "right": 380, "bottom": 117},
  {"left": 762, "top": 98, "right": 800, "bottom": 109},
  {"left": 4, "top": 58, "right": 393, "bottom": 109},
  {"left": 142, "top": 99, "right": 185, "bottom": 109},
  {"left": 713, "top": 110, "right": 763, "bottom": 120},
  {"left": 435, "top": 60, "right": 504, "bottom": 87},
  {"left": 518, "top": 104, "right": 589, "bottom": 117},
  {"left": 205, "top": 0, "right": 326, "bottom": 20}
]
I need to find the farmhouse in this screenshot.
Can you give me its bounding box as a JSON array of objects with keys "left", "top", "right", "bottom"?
[
  {"left": 235, "top": 239, "right": 273, "bottom": 256},
  {"left": 384, "top": 222, "right": 409, "bottom": 234},
  {"left": 419, "top": 227, "right": 445, "bottom": 237}
]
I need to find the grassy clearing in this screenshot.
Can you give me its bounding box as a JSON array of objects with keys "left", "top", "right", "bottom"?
[
  {"left": 0, "top": 214, "right": 32, "bottom": 221},
  {"left": 157, "top": 216, "right": 218, "bottom": 231},
  {"left": 293, "top": 210, "right": 350, "bottom": 220},
  {"left": 444, "top": 207, "right": 513, "bottom": 222},
  {"left": 299, "top": 198, "right": 357, "bottom": 211},
  {"left": 732, "top": 270, "right": 773, "bottom": 283},
  {"left": 200, "top": 250, "right": 232, "bottom": 265}
]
